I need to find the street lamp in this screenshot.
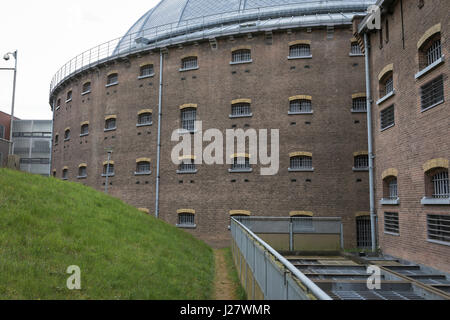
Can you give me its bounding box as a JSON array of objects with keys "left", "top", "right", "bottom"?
[{"left": 1, "top": 50, "right": 18, "bottom": 155}]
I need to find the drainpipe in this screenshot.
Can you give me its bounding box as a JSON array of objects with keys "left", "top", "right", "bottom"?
[
  {"left": 364, "top": 32, "right": 377, "bottom": 253},
  {"left": 49, "top": 100, "right": 56, "bottom": 176},
  {"left": 155, "top": 50, "right": 164, "bottom": 219}
]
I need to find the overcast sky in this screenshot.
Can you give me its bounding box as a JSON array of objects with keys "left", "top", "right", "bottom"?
[{"left": 0, "top": 0, "right": 160, "bottom": 120}]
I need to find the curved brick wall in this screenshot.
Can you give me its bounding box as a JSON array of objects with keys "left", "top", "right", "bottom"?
[{"left": 50, "top": 26, "right": 369, "bottom": 247}]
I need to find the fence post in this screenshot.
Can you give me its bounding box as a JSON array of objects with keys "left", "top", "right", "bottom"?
[{"left": 289, "top": 219, "right": 294, "bottom": 252}]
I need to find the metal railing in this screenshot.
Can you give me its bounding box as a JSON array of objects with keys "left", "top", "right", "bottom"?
[
  {"left": 231, "top": 217, "right": 332, "bottom": 300},
  {"left": 49, "top": 1, "right": 374, "bottom": 96}
]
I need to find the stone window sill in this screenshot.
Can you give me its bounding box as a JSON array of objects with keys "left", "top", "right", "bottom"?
[
  {"left": 179, "top": 67, "right": 199, "bottom": 72},
  {"left": 421, "top": 100, "right": 444, "bottom": 113},
  {"left": 177, "top": 170, "right": 198, "bottom": 175},
  {"left": 376, "top": 90, "right": 395, "bottom": 106},
  {"left": 104, "top": 128, "right": 117, "bottom": 132},
  {"left": 77, "top": 176, "right": 87, "bottom": 180},
  {"left": 421, "top": 197, "right": 450, "bottom": 205},
  {"left": 415, "top": 56, "right": 445, "bottom": 79},
  {"left": 176, "top": 224, "right": 197, "bottom": 229},
  {"left": 105, "top": 82, "right": 119, "bottom": 88},
  {"left": 288, "top": 168, "right": 314, "bottom": 172},
  {"left": 229, "top": 168, "right": 253, "bottom": 173},
  {"left": 135, "top": 172, "right": 152, "bottom": 176},
  {"left": 136, "top": 123, "right": 153, "bottom": 127},
  {"left": 101, "top": 174, "right": 115, "bottom": 178},
  {"left": 380, "top": 198, "right": 400, "bottom": 205},
  {"left": 229, "top": 114, "right": 253, "bottom": 119},
  {"left": 138, "top": 74, "right": 155, "bottom": 80},
  {"left": 349, "top": 53, "right": 364, "bottom": 57},
  {"left": 353, "top": 168, "right": 369, "bottom": 172},
  {"left": 288, "top": 111, "right": 314, "bottom": 115},
  {"left": 230, "top": 60, "right": 253, "bottom": 65},
  {"left": 80, "top": 133, "right": 89, "bottom": 137},
  {"left": 288, "top": 55, "right": 312, "bottom": 60},
  {"left": 351, "top": 109, "right": 367, "bottom": 113},
  {"left": 81, "top": 91, "right": 91, "bottom": 96}
]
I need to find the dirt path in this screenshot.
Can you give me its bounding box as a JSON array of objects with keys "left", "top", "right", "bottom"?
[{"left": 214, "top": 249, "right": 237, "bottom": 300}]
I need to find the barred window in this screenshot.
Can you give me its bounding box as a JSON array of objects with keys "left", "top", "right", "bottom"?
[
  {"left": 103, "top": 164, "right": 114, "bottom": 176},
  {"left": 179, "top": 160, "right": 196, "bottom": 173},
  {"left": 231, "top": 157, "right": 251, "bottom": 171},
  {"left": 351, "top": 42, "right": 362, "bottom": 55},
  {"left": 385, "top": 76, "right": 394, "bottom": 95},
  {"left": 352, "top": 97, "right": 367, "bottom": 112},
  {"left": 82, "top": 82, "right": 91, "bottom": 94},
  {"left": 107, "top": 73, "right": 118, "bottom": 86},
  {"left": 289, "top": 44, "right": 311, "bottom": 58},
  {"left": 136, "top": 161, "right": 151, "bottom": 174},
  {"left": 388, "top": 178, "right": 398, "bottom": 199},
  {"left": 380, "top": 105, "right": 395, "bottom": 130},
  {"left": 140, "top": 64, "right": 154, "bottom": 77},
  {"left": 356, "top": 215, "right": 372, "bottom": 248},
  {"left": 432, "top": 171, "right": 449, "bottom": 198},
  {"left": 81, "top": 124, "right": 89, "bottom": 136},
  {"left": 78, "top": 166, "right": 87, "bottom": 178},
  {"left": 181, "top": 57, "right": 198, "bottom": 70},
  {"left": 384, "top": 212, "right": 399, "bottom": 234},
  {"left": 232, "top": 49, "right": 251, "bottom": 63},
  {"left": 421, "top": 75, "right": 444, "bottom": 111},
  {"left": 290, "top": 100, "right": 312, "bottom": 113},
  {"left": 354, "top": 155, "right": 369, "bottom": 169},
  {"left": 105, "top": 118, "right": 116, "bottom": 130},
  {"left": 178, "top": 213, "right": 195, "bottom": 227},
  {"left": 290, "top": 156, "right": 312, "bottom": 170},
  {"left": 181, "top": 108, "right": 196, "bottom": 132},
  {"left": 62, "top": 169, "right": 68, "bottom": 180},
  {"left": 0, "top": 124, "right": 4, "bottom": 139},
  {"left": 55, "top": 134, "right": 59, "bottom": 145},
  {"left": 427, "top": 214, "right": 450, "bottom": 244},
  {"left": 64, "top": 129, "right": 70, "bottom": 140},
  {"left": 66, "top": 91, "right": 72, "bottom": 102},
  {"left": 138, "top": 113, "right": 152, "bottom": 125},
  {"left": 426, "top": 39, "right": 442, "bottom": 67},
  {"left": 231, "top": 103, "right": 252, "bottom": 117}
]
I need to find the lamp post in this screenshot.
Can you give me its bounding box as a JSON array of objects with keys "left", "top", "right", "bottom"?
[{"left": 1, "top": 50, "right": 18, "bottom": 155}]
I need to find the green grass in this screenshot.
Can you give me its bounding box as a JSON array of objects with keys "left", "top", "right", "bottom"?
[
  {"left": 0, "top": 169, "right": 214, "bottom": 300},
  {"left": 221, "top": 248, "right": 247, "bottom": 300}
]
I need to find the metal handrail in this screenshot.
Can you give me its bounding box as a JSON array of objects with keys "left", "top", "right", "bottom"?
[
  {"left": 48, "top": 1, "right": 374, "bottom": 98},
  {"left": 232, "top": 217, "right": 332, "bottom": 300}
]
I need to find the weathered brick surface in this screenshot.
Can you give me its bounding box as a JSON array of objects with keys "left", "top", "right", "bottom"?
[
  {"left": 50, "top": 26, "right": 369, "bottom": 248},
  {"left": 367, "top": 0, "right": 450, "bottom": 272}
]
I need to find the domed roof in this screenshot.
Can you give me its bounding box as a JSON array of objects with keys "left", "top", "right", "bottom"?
[{"left": 117, "top": 0, "right": 374, "bottom": 49}]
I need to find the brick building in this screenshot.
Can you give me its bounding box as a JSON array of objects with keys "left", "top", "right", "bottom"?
[
  {"left": 355, "top": 0, "right": 449, "bottom": 272},
  {"left": 49, "top": 0, "right": 377, "bottom": 248},
  {"left": 0, "top": 111, "right": 14, "bottom": 167}
]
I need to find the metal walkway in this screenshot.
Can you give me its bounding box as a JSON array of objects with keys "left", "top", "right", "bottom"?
[{"left": 285, "top": 256, "right": 450, "bottom": 300}]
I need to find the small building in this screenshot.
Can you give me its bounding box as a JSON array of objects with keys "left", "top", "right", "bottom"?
[{"left": 12, "top": 120, "right": 52, "bottom": 176}]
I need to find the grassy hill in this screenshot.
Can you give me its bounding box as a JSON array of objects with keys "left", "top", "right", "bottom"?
[{"left": 0, "top": 169, "right": 214, "bottom": 300}]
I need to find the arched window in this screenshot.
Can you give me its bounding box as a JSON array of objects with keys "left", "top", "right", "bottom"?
[
  {"left": 290, "top": 212, "right": 314, "bottom": 231},
  {"left": 230, "top": 155, "right": 251, "bottom": 172},
  {"left": 102, "top": 162, "right": 115, "bottom": 177},
  {"left": 136, "top": 160, "right": 151, "bottom": 175},
  {"left": 178, "top": 158, "right": 197, "bottom": 174},
  {"left": 181, "top": 108, "right": 196, "bottom": 132},
  {"left": 177, "top": 210, "right": 196, "bottom": 228},
  {"left": 80, "top": 123, "right": 89, "bottom": 136},
  {"left": 139, "top": 64, "right": 154, "bottom": 78},
  {"left": 382, "top": 176, "right": 398, "bottom": 202},
  {"left": 380, "top": 72, "right": 394, "bottom": 98},
  {"left": 138, "top": 112, "right": 152, "bottom": 126},
  {"left": 181, "top": 57, "right": 198, "bottom": 71},
  {"left": 231, "top": 49, "right": 251, "bottom": 63},
  {"left": 289, "top": 44, "right": 311, "bottom": 58},
  {"left": 82, "top": 82, "right": 91, "bottom": 95},
  {"left": 431, "top": 170, "right": 449, "bottom": 199},
  {"left": 105, "top": 118, "right": 117, "bottom": 131},
  {"left": 419, "top": 32, "right": 442, "bottom": 70},
  {"left": 78, "top": 165, "right": 87, "bottom": 179},
  {"left": 354, "top": 154, "right": 369, "bottom": 170},
  {"left": 54, "top": 134, "right": 59, "bottom": 145},
  {"left": 64, "top": 129, "right": 71, "bottom": 141},
  {"left": 231, "top": 102, "right": 252, "bottom": 117},
  {"left": 289, "top": 99, "right": 312, "bottom": 114},
  {"left": 62, "top": 168, "right": 68, "bottom": 180},
  {"left": 352, "top": 97, "right": 367, "bottom": 112},
  {"left": 66, "top": 90, "right": 72, "bottom": 102},
  {"left": 289, "top": 155, "right": 313, "bottom": 171},
  {"left": 422, "top": 159, "right": 450, "bottom": 204},
  {"left": 106, "top": 73, "right": 118, "bottom": 86}
]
